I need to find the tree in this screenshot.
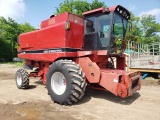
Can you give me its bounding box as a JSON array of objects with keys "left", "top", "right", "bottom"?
[
  {"left": 140, "top": 14, "right": 160, "bottom": 44},
  {"left": 0, "top": 17, "right": 16, "bottom": 61},
  {"left": 90, "top": 0, "right": 105, "bottom": 10},
  {"left": 127, "top": 13, "right": 160, "bottom": 44},
  {"left": 0, "top": 17, "right": 35, "bottom": 61},
  {"left": 18, "top": 22, "right": 35, "bottom": 34},
  {"left": 55, "top": 0, "right": 106, "bottom": 16},
  {"left": 126, "top": 12, "right": 143, "bottom": 42}
]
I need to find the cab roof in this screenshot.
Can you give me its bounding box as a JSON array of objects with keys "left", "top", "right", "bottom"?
[{"left": 82, "top": 5, "right": 130, "bottom": 19}]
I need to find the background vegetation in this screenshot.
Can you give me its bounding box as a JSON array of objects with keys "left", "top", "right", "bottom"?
[{"left": 0, "top": 17, "right": 35, "bottom": 61}]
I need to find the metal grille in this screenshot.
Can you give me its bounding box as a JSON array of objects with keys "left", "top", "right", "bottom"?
[{"left": 126, "top": 41, "right": 160, "bottom": 70}]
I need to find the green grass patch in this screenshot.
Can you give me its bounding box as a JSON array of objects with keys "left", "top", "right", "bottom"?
[{"left": 5, "top": 62, "right": 24, "bottom": 67}]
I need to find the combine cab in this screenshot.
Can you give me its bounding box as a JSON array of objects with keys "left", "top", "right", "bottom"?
[{"left": 16, "top": 5, "right": 141, "bottom": 105}]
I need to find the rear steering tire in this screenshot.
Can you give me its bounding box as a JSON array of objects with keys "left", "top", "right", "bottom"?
[
  {"left": 15, "top": 69, "right": 29, "bottom": 89},
  {"left": 47, "top": 60, "right": 87, "bottom": 105},
  {"left": 158, "top": 73, "right": 160, "bottom": 79}
]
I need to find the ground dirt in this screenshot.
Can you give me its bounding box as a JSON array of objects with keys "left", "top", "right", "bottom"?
[{"left": 0, "top": 64, "right": 160, "bottom": 120}]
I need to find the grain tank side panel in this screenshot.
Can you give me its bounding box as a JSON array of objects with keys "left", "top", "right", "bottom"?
[
  {"left": 18, "top": 12, "right": 84, "bottom": 51},
  {"left": 66, "top": 13, "right": 84, "bottom": 49},
  {"left": 18, "top": 12, "right": 68, "bottom": 51}
]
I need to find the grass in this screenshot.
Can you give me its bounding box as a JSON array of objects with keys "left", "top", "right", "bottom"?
[{"left": 5, "top": 62, "right": 24, "bottom": 67}]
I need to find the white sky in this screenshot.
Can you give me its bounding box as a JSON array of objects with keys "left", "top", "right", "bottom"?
[
  {"left": 0, "top": 0, "right": 25, "bottom": 19},
  {"left": 0, "top": 0, "right": 160, "bottom": 28}
]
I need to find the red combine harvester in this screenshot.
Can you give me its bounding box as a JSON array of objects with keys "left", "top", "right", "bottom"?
[{"left": 16, "top": 5, "right": 141, "bottom": 105}]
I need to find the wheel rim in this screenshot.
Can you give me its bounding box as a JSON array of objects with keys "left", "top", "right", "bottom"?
[
  {"left": 51, "top": 72, "right": 66, "bottom": 95},
  {"left": 17, "top": 73, "right": 22, "bottom": 86}
]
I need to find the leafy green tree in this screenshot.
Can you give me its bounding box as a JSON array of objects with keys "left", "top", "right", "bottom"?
[
  {"left": 127, "top": 13, "right": 160, "bottom": 44},
  {"left": 0, "top": 17, "right": 35, "bottom": 61},
  {"left": 0, "top": 17, "right": 15, "bottom": 61},
  {"left": 55, "top": 0, "right": 106, "bottom": 16},
  {"left": 18, "top": 22, "right": 35, "bottom": 34},
  {"left": 126, "top": 12, "right": 143, "bottom": 42},
  {"left": 140, "top": 14, "right": 160, "bottom": 44},
  {"left": 90, "top": 0, "right": 105, "bottom": 10}
]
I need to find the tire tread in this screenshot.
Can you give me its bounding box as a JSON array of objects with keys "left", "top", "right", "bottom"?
[{"left": 46, "top": 59, "right": 87, "bottom": 105}]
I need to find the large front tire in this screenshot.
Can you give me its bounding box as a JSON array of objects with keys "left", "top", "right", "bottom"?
[
  {"left": 15, "top": 69, "right": 29, "bottom": 89},
  {"left": 47, "top": 60, "right": 87, "bottom": 105}
]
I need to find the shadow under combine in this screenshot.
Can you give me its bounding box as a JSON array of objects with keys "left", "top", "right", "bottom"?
[
  {"left": 79, "top": 88, "right": 140, "bottom": 105},
  {"left": 27, "top": 85, "right": 37, "bottom": 89}
]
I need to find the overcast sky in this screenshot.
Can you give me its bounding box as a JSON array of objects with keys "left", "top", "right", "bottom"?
[{"left": 0, "top": 0, "right": 160, "bottom": 28}]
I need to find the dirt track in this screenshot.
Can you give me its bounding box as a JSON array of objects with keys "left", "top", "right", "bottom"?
[{"left": 0, "top": 64, "right": 160, "bottom": 120}]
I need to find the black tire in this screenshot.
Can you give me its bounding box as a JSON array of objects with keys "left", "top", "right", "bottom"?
[
  {"left": 47, "top": 60, "right": 87, "bottom": 105},
  {"left": 158, "top": 73, "right": 160, "bottom": 79},
  {"left": 15, "top": 69, "right": 29, "bottom": 89}
]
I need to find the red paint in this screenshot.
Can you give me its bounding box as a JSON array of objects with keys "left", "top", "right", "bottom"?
[
  {"left": 117, "top": 56, "right": 126, "bottom": 70},
  {"left": 76, "top": 57, "right": 101, "bottom": 83},
  {"left": 82, "top": 5, "right": 129, "bottom": 16},
  {"left": 82, "top": 7, "right": 105, "bottom": 16},
  {"left": 18, "top": 12, "right": 84, "bottom": 51},
  {"left": 18, "top": 52, "right": 77, "bottom": 62},
  {"left": 99, "top": 69, "right": 141, "bottom": 97},
  {"left": 108, "top": 6, "right": 117, "bottom": 12},
  {"left": 88, "top": 86, "right": 106, "bottom": 91}
]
